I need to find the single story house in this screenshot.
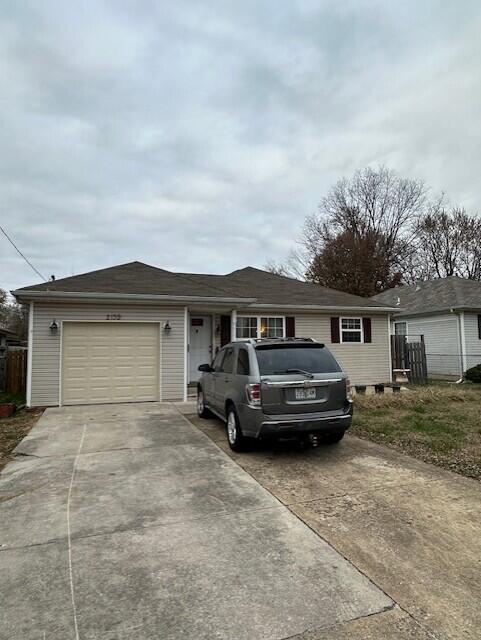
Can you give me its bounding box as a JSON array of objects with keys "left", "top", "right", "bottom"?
[
  {"left": 13, "top": 261, "right": 397, "bottom": 407},
  {"left": 373, "top": 277, "right": 481, "bottom": 378}
]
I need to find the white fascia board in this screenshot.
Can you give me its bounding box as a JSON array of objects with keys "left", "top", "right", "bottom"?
[
  {"left": 13, "top": 290, "right": 398, "bottom": 313},
  {"left": 395, "top": 306, "right": 481, "bottom": 319},
  {"left": 248, "top": 303, "right": 399, "bottom": 313},
  {"left": 26, "top": 301, "right": 34, "bottom": 407},
  {"left": 12, "top": 290, "right": 257, "bottom": 306}
]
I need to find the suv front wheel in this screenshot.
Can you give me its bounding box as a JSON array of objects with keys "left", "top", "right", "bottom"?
[{"left": 226, "top": 406, "right": 248, "bottom": 452}]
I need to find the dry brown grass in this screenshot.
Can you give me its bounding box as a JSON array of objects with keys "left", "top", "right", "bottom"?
[
  {"left": 0, "top": 408, "right": 43, "bottom": 471},
  {"left": 352, "top": 384, "right": 481, "bottom": 480}
]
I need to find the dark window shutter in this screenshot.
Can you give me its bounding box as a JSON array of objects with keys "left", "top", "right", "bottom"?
[
  {"left": 363, "top": 318, "right": 372, "bottom": 343},
  {"left": 478, "top": 315, "right": 481, "bottom": 339},
  {"left": 330, "top": 317, "right": 340, "bottom": 343},
  {"left": 286, "top": 316, "right": 295, "bottom": 337},
  {"left": 220, "top": 315, "right": 231, "bottom": 346}
]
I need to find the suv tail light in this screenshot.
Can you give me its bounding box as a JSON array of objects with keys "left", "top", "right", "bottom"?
[
  {"left": 346, "top": 379, "right": 354, "bottom": 402},
  {"left": 245, "top": 383, "right": 261, "bottom": 406}
]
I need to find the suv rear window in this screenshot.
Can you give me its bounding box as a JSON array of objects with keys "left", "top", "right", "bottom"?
[{"left": 255, "top": 345, "right": 341, "bottom": 375}]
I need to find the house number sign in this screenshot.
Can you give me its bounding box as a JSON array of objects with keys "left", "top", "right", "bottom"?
[{"left": 106, "top": 314, "right": 122, "bottom": 320}]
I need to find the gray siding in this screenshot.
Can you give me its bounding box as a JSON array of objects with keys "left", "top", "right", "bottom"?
[
  {"left": 234, "top": 309, "right": 391, "bottom": 385},
  {"left": 405, "top": 314, "right": 461, "bottom": 376},
  {"left": 463, "top": 313, "right": 481, "bottom": 370},
  {"left": 31, "top": 302, "right": 185, "bottom": 406},
  {"left": 295, "top": 314, "right": 391, "bottom": 385}
]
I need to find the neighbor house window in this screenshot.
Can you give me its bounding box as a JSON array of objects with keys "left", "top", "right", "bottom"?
[
  {"left": 236, "top": 316, "right": 285, "bottom": 340},
  {"left": 395, "top": 322, "right": 407, "bottom": 336},
  {"left": 340, "top": 318, "right": 362, "bottom": 343}
]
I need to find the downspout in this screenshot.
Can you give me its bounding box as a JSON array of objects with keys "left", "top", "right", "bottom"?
[
  {"left": 454, "top": 309, "right": 466, "bottom": 383},
  {"left": 183, "top": 306, "right": 188, "bottom": 402},
  {"left": 387, "top": 314, "right": 393, "bottom": 383}
]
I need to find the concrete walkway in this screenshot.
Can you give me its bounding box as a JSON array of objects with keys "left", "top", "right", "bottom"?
[
  {"left": 188, "top": 412, "right": 481, "bottom": 640},
  {"left": 0, "top": 403, "right": 392, "bottom": 640}
]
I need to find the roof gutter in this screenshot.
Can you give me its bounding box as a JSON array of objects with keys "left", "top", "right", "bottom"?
[
  {"left": 12, "top": 290, "right": 257, "bottom": 306},
  {"left": 12, "top": 290, "right": 399, "bottom": 312},
  {"left": 248, "top": 303, "right": 400, "bottom": 312}
]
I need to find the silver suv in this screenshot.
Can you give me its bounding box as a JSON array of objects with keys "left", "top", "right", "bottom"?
[{"left": 197, "top": 338, "right": 353, "bottom": 452}]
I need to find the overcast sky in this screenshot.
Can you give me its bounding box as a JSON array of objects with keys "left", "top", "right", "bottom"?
[{"left": 1, "top": 1, "right": 480, "bottom": 292}]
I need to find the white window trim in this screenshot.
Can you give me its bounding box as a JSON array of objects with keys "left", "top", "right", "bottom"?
[
  {"left": 394, "top": 321, "right": 408, "bottom": 336},
  {"left": 235, "top": 315, "right": 286, "bottom": 340},
  {"left": 26, "top": 301, "right": 34, "bottom": 407},
  {"left": 340, "top": 317, "right": 363, "bottom": 344}
]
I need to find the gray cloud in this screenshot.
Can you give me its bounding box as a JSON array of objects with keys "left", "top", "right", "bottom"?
[{"left": 1, "top": 0, "right": 480, "bottom": 291}]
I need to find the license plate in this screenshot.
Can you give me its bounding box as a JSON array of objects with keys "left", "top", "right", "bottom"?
[{"left": 294, "top": 388, "right": 317, "bottom": 400}]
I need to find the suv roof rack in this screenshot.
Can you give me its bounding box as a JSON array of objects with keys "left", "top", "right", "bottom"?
[{"left": 245, "top": 337, "right": 317, "bottom": 345}]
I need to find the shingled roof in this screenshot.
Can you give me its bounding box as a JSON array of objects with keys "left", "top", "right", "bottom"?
[
  {"left": 372, "top": 277, "right": 481, "bottom": 316},
  {"left": 14, "top": 261, "right": 393, "bottom": 310}
]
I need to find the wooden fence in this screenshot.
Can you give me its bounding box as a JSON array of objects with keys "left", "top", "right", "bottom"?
[
  {"left": 5, "top": 348, "right": 27, "bottom": 395},
  {"left": 391, "top": 335, "right": 428, "bottom": 385}
]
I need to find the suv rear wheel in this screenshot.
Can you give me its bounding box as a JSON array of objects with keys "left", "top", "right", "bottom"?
[
  {"left": 197, "top": 387, "right": 212, "bottom": 419},
  {"left": 226, "top": 407, "right": 248, "bottom": 452}
]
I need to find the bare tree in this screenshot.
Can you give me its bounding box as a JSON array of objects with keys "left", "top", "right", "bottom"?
[
  {"left": 266, "top": 167, "right": 481, "bottom": 292},
  {"left": 306, "top": 229, "right": 403, "bottom": 297},
  {"left": 0, "top": 288, "right": 9, "bottom": 328},
  {"left": 295, "top": 166, "right": 426, "bottom": 294},
  {"left": 264, "top": 248, "right": 309, "bottom": 281},
  {"left": 415, "top": 204, "right": 481, "bottom": 280},
  {"left": 0, "top": 288, "right": 27, "bottom": 338},
  {"left": 304, "top": 165, "right": 426, "bottom": 269}
]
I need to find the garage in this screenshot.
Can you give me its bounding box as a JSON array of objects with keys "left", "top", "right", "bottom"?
[{"left": 61, "top": 322, "right": 160, "bottom": 405}]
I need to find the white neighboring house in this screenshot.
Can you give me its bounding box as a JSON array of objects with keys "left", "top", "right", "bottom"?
[{"left": 373, "top": 277, "right": 481, "bottom": 378}]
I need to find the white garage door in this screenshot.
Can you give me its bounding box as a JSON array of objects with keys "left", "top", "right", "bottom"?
[{"left": 61, "top": 322, "right": 160, "bottom": 405}]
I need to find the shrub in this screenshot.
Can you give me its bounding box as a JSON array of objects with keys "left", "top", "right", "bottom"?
[{"left": 465, "top": 364, "right": 481, "bottom": 383}]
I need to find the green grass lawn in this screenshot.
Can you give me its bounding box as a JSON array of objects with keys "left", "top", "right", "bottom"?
[{"left": 351, "top": 384, "right": 481, "bottom": 480}]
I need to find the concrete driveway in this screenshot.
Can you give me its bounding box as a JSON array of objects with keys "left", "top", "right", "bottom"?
[
  {"left": 188, "top": 412, "right": 481, "bottom": 640},
  {"left": 0, "top": 403, "right": 393, "bottom": 640}
]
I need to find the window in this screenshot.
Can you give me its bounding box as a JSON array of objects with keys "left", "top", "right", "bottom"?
[
  {"left": 236, "top": 348, "right": 250, "bottom": 375},
  {"left": 260, "top": 317, "right": 283, "bottom": 338},
  {"left": 236, "top": 317, "right": 258, "bottom": 339},
  {"left": 255, "top": 344, "right": 341, "bottom": 375},
  {"left": 341, "top": 318, "right": 362, "bottom": 343},
  {"left": 395, "top": 322, "right": 407, "bottom": 336},
  {"left": 221, "top": 348, "right": 234, "bottom": 373},
  {"left": 236, "top": 316, "right": 285, "bottom": 340}
]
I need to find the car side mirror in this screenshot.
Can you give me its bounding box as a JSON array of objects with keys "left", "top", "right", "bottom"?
[{"left": 198, "top": 363, "right": 213, "bottom": 372}]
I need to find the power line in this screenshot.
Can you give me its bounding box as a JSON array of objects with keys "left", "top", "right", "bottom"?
[{"left": 0, "top": 225, "right": 47, "bottom": 282}]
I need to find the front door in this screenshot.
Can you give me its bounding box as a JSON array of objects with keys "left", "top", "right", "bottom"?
[{"left": 189, "top": 316, "right": 212, "bottom": 383}]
